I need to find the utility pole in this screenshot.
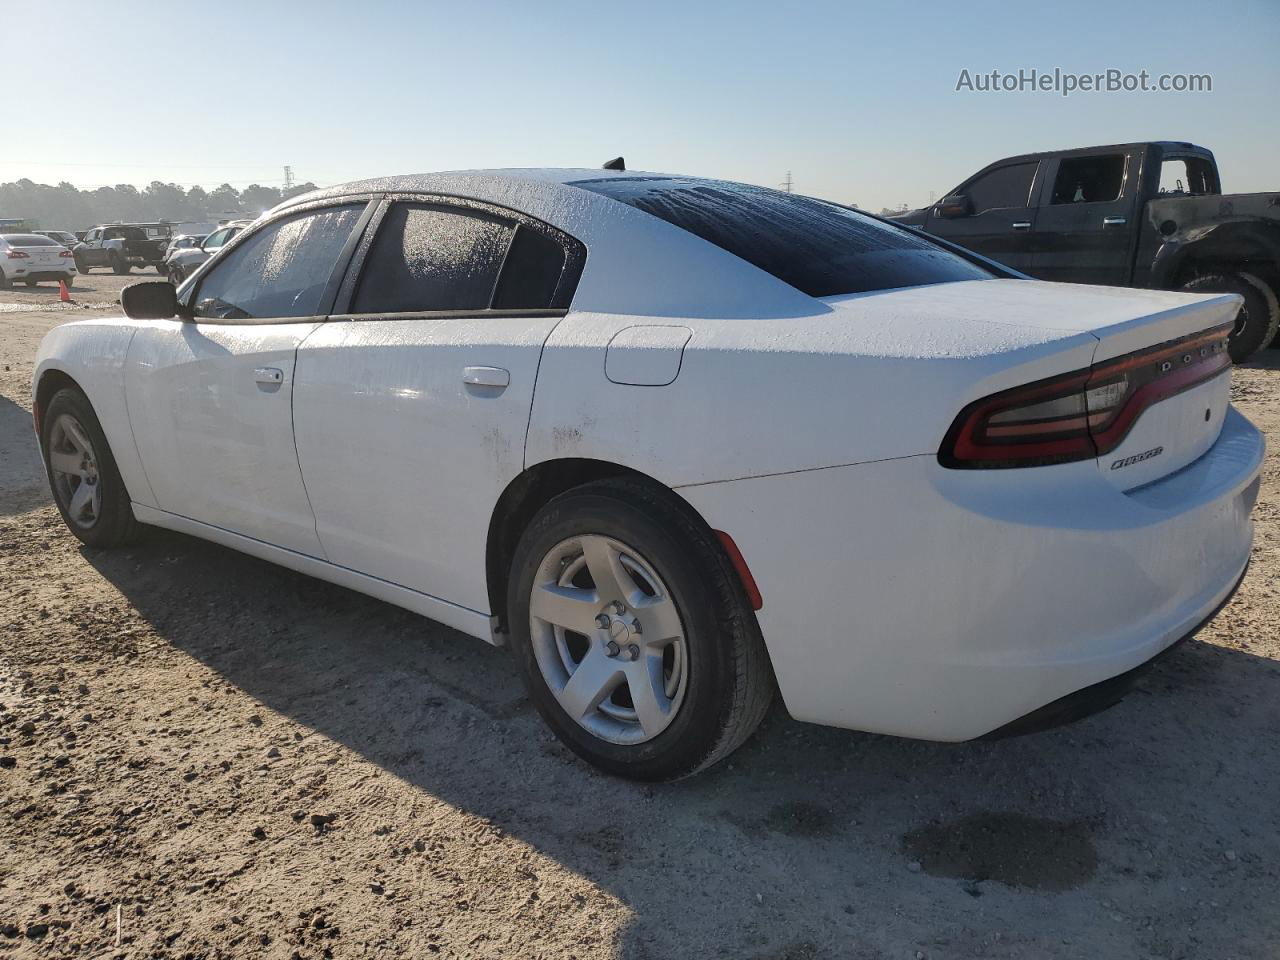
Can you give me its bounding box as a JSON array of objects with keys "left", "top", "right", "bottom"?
[
  {"left": 283, "top": 165, "right": 296, "bottom": 191},
  {"left": 781, "top": 171, "right": 793, "bottom": 194}
]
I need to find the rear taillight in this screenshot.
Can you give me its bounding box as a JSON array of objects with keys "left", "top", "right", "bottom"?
[
  {"left": 940, "top": 323, "right": 1232, "bottom": 468},
  {"left": 5, "top": 250, "right": 29, "bottom": 259},
  {"left": 59, "top": 250, "right": 74, "bottom": 258}
]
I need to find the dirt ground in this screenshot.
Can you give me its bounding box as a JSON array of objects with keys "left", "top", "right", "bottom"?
[{"left": 1, "top": 274, "right": 1277, "bottom": 959}]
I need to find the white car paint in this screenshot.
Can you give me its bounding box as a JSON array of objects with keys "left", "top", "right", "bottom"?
[
  {"left": 0, "top": 234, "right": 77, "bottom": 286},
  {"left": 33, "top": 169, "right": 1264, "bottom": 743}
]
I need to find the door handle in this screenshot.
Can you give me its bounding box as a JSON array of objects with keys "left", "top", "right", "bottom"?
[
  {"left": 463, "top": 366, "right": 510, "bottom": 388},
  {"left": 1103, "top": 217, "right": 1127, "bottom": 226},
  {"left": 254, "top": 367, "right": 284, "bottom": 384},
  {"left": 1011, "top": 221, "right": 1031, "bottom": 231}
]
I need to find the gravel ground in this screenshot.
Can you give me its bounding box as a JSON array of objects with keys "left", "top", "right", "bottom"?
[{"left": 1, "top": 277, "right": 1278, "bottom": 959}]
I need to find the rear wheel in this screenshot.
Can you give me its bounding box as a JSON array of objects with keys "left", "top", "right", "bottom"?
[
  {"left": 507, "top": 478, "right": 773, "bottom": 780},
  {"left": 40, "top": 387, "right": 141, "bottom": 548},
  {"left": 23, "top": 279, "right": 37, "bottom": 287},
  {"left": 1180, "top": 271, "right": 1280, "bottom": 362},
  {"left": 63, "top": 274, "right": 74, "bottom": 289},
  {"left": 0, "top": 269, "right": 8, "bottom": 289}
]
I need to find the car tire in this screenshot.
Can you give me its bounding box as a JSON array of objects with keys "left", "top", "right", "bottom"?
[
  {"left": 1180, "top": 271, "right": 1280, "bottom": 362},
  {"left": 168, "top": 264, "right": 184, "bottom": 285},
  {"left": 0, "top": 268, "right": 8, "bottom": 290},
  {"left": 40, "top": 386, "right": 142, "bottom": 548},
  {"left": 75, "top": 255, "right": 89, "bottom": 274},
  {"left": 111, "top": 255, "right": 130, "bottom": 275},
  {"left": 23, "top": 279, "right": 37, "bottom": 287},
  {"left": 63, "top": 275, "right": 74, "bottom": 289},
  {"left": 507, "top": 478, "right": 773, "bottom": 781}
]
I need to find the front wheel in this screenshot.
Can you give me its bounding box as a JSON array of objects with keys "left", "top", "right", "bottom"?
[
  {"left": 111, "top": 255, "right": 130, "bottom": 275},
  {"left": 507, "top": 478, "right": 773, "bottom": 780},
  {"left": 40, "top": 387, "right": 141, "bottom": 547},
  {"left": 75, "top": 256, "right": 89, "bottom": 274},
  {"left": 167, "top": 264, "right": 185, "bottom": 285},
  {"left": 1180, "top": 271, "right": 1280, "bottom": 362}
]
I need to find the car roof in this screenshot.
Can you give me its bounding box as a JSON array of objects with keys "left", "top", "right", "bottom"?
[
  {"left": 276, "top": 169, "right": 823, "bottom": 320},
  {"left": 988, "top": 141, "right": 1214, "bottom": 166}
]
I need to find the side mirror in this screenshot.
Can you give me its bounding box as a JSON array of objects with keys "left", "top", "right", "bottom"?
[
  {"left": 121, "top": 280, "right": 184, "bottom": 320},
  {"left": 936, "top": 194, "right": 973, "bottom": 219}
]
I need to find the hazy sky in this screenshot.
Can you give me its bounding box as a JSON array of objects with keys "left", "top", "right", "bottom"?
[{"left": 7, "top": 0, "right": 1278, "bottom": 211}]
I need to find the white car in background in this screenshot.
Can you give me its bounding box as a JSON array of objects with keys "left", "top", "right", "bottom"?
[
  {"left": 1, "top": 233, "right": 77, "bottom": 288},
  {"left": 164, "top": 220, "right": 251, "bottom": 284},
  {"left": 31, "top": 170, "right": 1263, "bottom": 780}
]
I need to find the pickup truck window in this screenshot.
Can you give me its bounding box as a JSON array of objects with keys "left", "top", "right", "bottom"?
[
  {"left": 1050, "top": 154, "right": 1125, "bottom": 204},
  {"left": 573, "top": 176, "right": 993, "bottom": 297},
  {"left": 1158, "top": 157, "right": 1218, "bottom": 196},
  {"left": 964, "top": 162, "right": 1038, "bottom": 213}
]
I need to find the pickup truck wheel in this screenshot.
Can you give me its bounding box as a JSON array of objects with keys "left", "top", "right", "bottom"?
[
  {"left": 74, "top": 255, "right": 89, "bottom": 274},
  {"left": 110, "top": 255, "right": 130, "bottom": 275},
  {"left": 1180, "top": 272, "right": 1280, "bottom": 362},
  {"left": 0, "top": 269, "right": 9, "bottom": 289},
  {"left": 168, "top": 264, "right": 185, "bottom": 285}
]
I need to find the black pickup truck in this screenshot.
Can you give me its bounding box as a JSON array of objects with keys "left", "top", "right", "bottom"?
[
  {"left": 891, "top": 142, "right": 1280, "bottom": 361},
  {"left": 74, "top": 222, "right": 173, "bottom": 275}
]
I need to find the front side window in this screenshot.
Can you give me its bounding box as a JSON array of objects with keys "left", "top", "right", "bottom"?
[
  {"left": 203, "top": 228, "right": 231, "bottom": 250},
  {"left": 572, "top": 176, "right": 992, "bottom": 297},
  {"left": 193, "top": 204, "right": 363, "bottom": 320},
  {"left": 1050, "top": 154, "right": 1126, "bottom": 204},
  {"left": 351, "top": 203, "right": 514, "bottom": 314},
  {"left": 963, "top": 162, "right": 1038, "bottom": 214}
]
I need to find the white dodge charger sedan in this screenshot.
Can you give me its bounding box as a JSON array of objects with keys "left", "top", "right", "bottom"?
[{"left": 33, "top": 170, "right": 1264, "bottom": 780}]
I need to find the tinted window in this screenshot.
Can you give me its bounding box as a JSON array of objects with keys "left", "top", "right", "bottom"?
[
  {"left": 964, "top": 162, "right": 1037, "bottom": 213},
  {"left": 193, "top": 204, "right": 363, "bottom": 320},
  {"left": 491, "top": 225, "right": 569, "bottom": 309},
  {"left": 351, "top": 204, "right": 513, "bottom": 314},
  {"left": 203, "top": 228, "right": 231, "bottom": 250},
  {"left": 572, "top": 177, "right": 992, "bottom": 297},
  {"left": 1050, "top": 155, "right": 1125, "bottom": 204}
]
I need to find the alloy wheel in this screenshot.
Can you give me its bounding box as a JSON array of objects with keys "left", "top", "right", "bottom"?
[
  {"left": 529, "top": 534, "right": 689, "bottom": 745},
  {"left": 47, "top": 413, "right": 103, "bottom": 528}
]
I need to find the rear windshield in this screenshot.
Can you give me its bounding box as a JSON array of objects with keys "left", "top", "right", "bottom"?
[
  {"left": 570, "top": 176, "right": 992, "bottom": 297},
  {"left": 106, "top": 227, "right": 147, "bottom": 241},
  {"left": 0, "top": 234, "right": 57, "bottom": 246}
]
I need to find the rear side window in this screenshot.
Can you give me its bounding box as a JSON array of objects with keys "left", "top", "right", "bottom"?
[
  {"left": 572, "top": 176, "right": 992, "bottom": 297},
  {"left": 193, "top": 204, "right": 363, "bottom": 320},
  {"left": 353, "top": 204, "right": 512, "bottom": 314},
  {"left": 350, "top": 203, "right": 578, "bottom": 314},
  {"left": 964, "top": 162, "right": 1038, "bottom": 213},
  {"left": 1050, "top": 155, "right": 1126, "bottom": 204}
]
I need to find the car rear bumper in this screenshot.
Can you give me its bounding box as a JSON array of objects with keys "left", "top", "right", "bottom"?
[
  {"left": 678, "top": 405, "right": 1264, "bottom": 741},
  {"left": 10, "top": 269, "right": 76, "bottom": 281}
]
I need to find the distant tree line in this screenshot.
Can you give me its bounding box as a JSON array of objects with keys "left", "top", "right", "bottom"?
[{"left": 0, "top": 179, "right": 321, "bottom": 231}]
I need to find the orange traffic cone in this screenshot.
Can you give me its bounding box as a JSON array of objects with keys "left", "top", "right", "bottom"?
[{"left": 58, "top": 279, "right": 71, "bottom": 303}]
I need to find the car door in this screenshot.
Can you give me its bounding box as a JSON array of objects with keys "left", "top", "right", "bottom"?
[
  {"left": 125, "top": 201, "right": 372, "bottom": 555},
  {"left": 924, "top": 160, "right": 1041, "bottom": 272},
  {"left": 1028, "top": 149, "right": 1142, "bottom": 285},
  {"left": 81, "top": 228, "right": 103, "bottom": 265},
  {"left": 293, "top": 198, "right": 585, "bottom": 612}
]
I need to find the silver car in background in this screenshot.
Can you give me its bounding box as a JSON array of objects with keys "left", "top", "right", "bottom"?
[{"left": 164, "top": 220, "right": 251, "bottom": 284}]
